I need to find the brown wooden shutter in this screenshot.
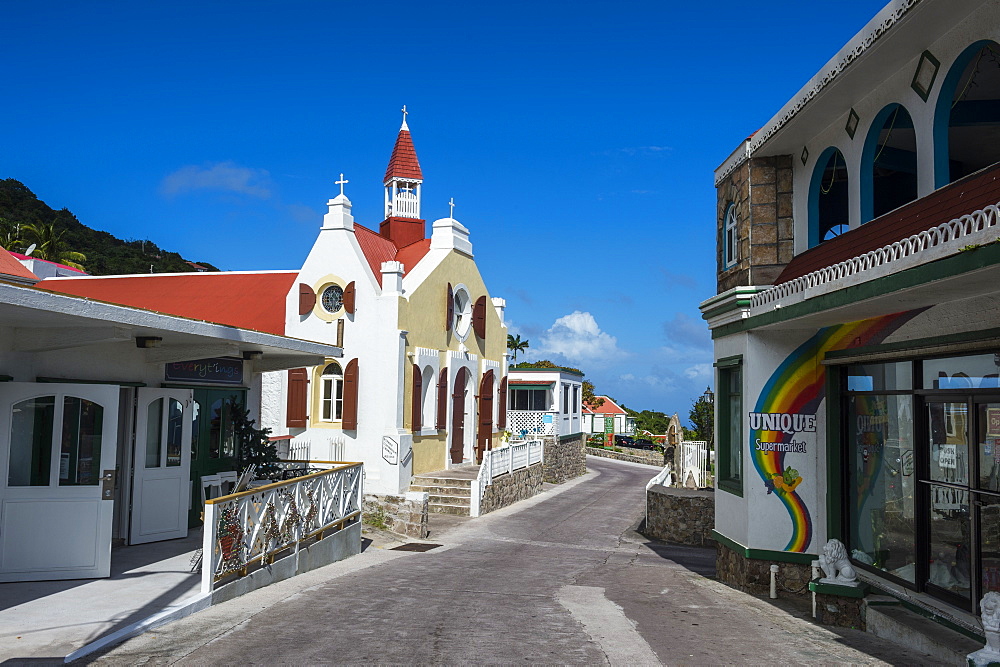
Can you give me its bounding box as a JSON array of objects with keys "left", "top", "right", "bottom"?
[
  {"left": 298, "top": 284, "right": 316, "bottom": 316},
  {"left": 477, "top": 370, "right": 495, "bottom": 461},
  {"left": 473, "top": 295, "right": 487, "bottom": 340},
  {"left": 436, "top": 368, "right": 448, "bottom": 429},
  {"left": 411, "top": 364, "right": 422, "bottom": 433},
  {"left": 446, "top": 283, "right": 454, "bottom": 332},
  {"left": 342, "top": 358, "right": 359, "bottom": 430},
  {"left": 344, "top": 281, "right": 356, "bottom": 315},
  {"left": 498, "top": 375, "right": 508, "bottom": 429},
  {"left": 286, "top": 368, "right": 308, "bottom": 427}
]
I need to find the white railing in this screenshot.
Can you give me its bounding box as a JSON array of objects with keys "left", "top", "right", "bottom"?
[
  {"left": 288, "top": 437, "right": 311, "bottom": 461},
  {"left": 752, "top": 202, "right": 1000, "bottom": 309},
  {"left": 393, "top": 190, "right": 419, "bottom": 217},
  {"left": 508, "top": 410, "right": 557, "bottom": 438},
  {"left": 201, "top": 462, "right": 362, "bottom": 592},
  {"left": 470, "top": 439, "right": 544, "bottom": 517}
]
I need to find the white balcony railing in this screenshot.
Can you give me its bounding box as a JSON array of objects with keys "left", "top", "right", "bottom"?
[
  {"left": 201, "top": 462, "right": 362, "bottom": 592},
  {"left": 508, "top": 410, "right": 557, "bottom": 438},
  {"left": 470, "top": 439, "right": 544, "bottom": 517}
]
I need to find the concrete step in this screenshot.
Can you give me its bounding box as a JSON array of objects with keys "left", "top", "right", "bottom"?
[
  {"left": 865, "top": 600, "right": 982, "bottom": 666},
  {"left": 427, "top": 494, "right": 470, "bottom": 507},
  {"left": 410, "top": 476, "right": 473, "bottom": 488},
  {"left": 428, "top": 502, "right": 470, "bottom": 516},
  {"left": 408, "top": 484, "right": 471, "bottom": 496}
]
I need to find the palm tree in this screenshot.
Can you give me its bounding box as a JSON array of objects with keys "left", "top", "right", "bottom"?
[
  {"left": 0, "top": 218, "right": 23, "bottom": 252},
  {"left": 507, "top": 333, "right": 529, "bottom": 361},
  {"left": 20, "top": 222, "right": 86, "bottom": 270}
]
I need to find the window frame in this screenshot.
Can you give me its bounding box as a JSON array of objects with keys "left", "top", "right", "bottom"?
[
  {"left": 716, "top": 355, "right": 744, "bottom": 496},
  {"left": 723, "top": 203, "right": 738, "bottom": 269},
  {"left": 319, "top": 362, "right": 344, "bottom": 422}
]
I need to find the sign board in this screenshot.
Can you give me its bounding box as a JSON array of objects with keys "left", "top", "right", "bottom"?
[
  {"left": 604, "top": 416, "right": 615, "bottom": 434},
  {"left": 939, "top": 444, "right": 957, "bottom": 469},
  {"left": 988, "top": 407, "right": 1000, "bottom": 437},
  {"left": 164, "top": 358, "right": 244, "bottom": 385}
]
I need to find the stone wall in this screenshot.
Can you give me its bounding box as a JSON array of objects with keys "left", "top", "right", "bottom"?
[
  {"left": 544, "top": 434, "right": 587, "bottom": 483},
  {"left": 480, "top": 462, "right": 544, "bottom": 515},
  {"left": 363, "top": 492, "right": 429, "bottom": 539},
  {"left": 644, "top": 486, "right": 714, "bottom": 547},
  {"left": 586, "top": 445, "right": 662, "bottom": 466},
  {"left": 716, "top": 540, "right": 813, "bottom": 598},
  {"left": 816, "top": 593, "right": 865, "bottom": 630}
]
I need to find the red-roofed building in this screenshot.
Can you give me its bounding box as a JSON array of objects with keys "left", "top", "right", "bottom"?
[
  {"left": 581, "top": 395, "right": 635, "bottom": 436},
  {"left": 0, "top": 246, "right": 40, "bottom": 284},
  {"left": 700, "top": 0, "right": 1000, "bottom": 625}
]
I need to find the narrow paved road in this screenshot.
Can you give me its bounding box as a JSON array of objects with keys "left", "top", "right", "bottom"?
[{"left": 89, "top": 457, "right": 934, "bottom": 665}]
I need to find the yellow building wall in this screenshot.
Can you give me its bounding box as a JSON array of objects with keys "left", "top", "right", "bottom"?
[{"left": 399, "top": 251, "right": 507, "bottom": 475}]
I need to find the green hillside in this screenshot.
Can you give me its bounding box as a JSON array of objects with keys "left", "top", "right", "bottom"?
[{"left": 0, "top": 179, "right": 218, "bottom": 275}]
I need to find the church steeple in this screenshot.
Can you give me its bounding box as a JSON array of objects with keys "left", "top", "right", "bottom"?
[{"left": 380, "top": 106, "right": 426, "bottom": 247}]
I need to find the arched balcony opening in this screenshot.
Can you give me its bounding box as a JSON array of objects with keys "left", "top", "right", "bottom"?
[
  {"left": 861, "top": 104, "right": 918, "bottom": 223},
  {"left": 808, "top": 147, "right": 850, "bottom": 248}
]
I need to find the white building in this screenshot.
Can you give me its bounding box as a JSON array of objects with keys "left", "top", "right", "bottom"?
[{"left": 506, "top": 366, "right": 584, "bottom": 440}]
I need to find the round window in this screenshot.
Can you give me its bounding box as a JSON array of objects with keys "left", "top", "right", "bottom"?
[
  {"left": 321, "top": 285, "right": 344, "bottom": 313},
  {"left": 453, "top": 288, "right": 472, "bottom": 338}
]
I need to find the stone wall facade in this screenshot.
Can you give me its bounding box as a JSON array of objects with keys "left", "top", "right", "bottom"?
[
  {"left": 586, "top": 445, "right": 663, "bottom": 467},
  {"left": 717, "top": 155, "right": 794, "bottom": 292},
  {"left": 644, "top": 486, "right": 714, "bottom": 547},
  {"left": 816, "top": 593, "right": 865, "bottom": 630},
  {"left": 716, "top": 540, "right": 812, "bottom": 598},
  {"left": 480, "top": 463, "right": 543, "bottom": 515},
  {"left": 544, "top": 434, "right": 587, "bottom": 483},
  {"left": 362, "top": 492, "right": 429, "bottom": 539}
]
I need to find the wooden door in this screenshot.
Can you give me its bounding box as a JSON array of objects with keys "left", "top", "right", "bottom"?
[
  {"left": 450, "top": 368, "right": 468, "bottom": 464},
  {"left": 477, "top": 370, "right": 494, "bottom": 463}
]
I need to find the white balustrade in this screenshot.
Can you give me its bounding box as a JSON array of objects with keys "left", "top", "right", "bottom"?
[
  {"left": 201, "top": 462, "right": 362, "bottom": 592},
  {"left": 470, "top": 439, "right": 544, "bottom": 517}
]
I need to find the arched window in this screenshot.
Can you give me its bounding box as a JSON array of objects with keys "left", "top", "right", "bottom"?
[
  {"left": 861, "top": 103, "right": 918, "bottom": 223},
  {"left": 808, "top": 147, "right": 850, "bottom": 247},
  {"left": 723, "top": 203, "right": 738, "bottom": 269},
  {"left": 320, "top": 362, "right": 343, "bottom": 422},
  {"left": 934, "top": 41, "right": 1000, "bottom": 188},
  {"left": 421, "top": 366, "right": 436, "bottom": 431}
]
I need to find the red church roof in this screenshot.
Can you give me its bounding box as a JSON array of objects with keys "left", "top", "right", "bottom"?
[
  {"left": 384, "top": 127, "right": 423, "bottom": 182},
  {"left": 354, "top": 224, "right": 431, "bottom": 287},
  {"left": 0, "top": 247, "right": 39, "bottom": 282},
  {"left": 36, "top": 272, "right": 297, "bottom": 335}
]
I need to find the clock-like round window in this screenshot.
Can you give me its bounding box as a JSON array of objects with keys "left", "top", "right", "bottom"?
[{"left": 321, "top": 285, "right": 344, "bottom": 313}]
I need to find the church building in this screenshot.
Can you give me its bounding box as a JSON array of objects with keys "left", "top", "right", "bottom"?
[{"left": 701, "top": 0, "right": 1000, "bottom": 632}]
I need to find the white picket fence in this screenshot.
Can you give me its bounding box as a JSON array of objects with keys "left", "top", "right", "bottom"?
[
  {"left": 681, "top": 440, "right": 710, "bottom": 488},
  {"left": 201, "top": 462, "right": 362, "bottom": 592},
  {"left": 470, "top": 439, "right": 544, "bottom": 517}
]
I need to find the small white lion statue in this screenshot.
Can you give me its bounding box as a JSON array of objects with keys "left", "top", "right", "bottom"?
[{"left": 818, "top": 538, "right": 859, "bottom": 586}]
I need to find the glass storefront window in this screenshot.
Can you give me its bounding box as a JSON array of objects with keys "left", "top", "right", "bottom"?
[
  {"left": 847, "top": 362, "right": 912, "bottom": 391},
  {"left": 982, "top": 497, "right": 1000, "bottom": 597},
  {"left": 923, "top": 354, "right": 1000, "bottom": 389},
  {"left": 979, "top": 402, "right": 1000, "bottom": 491},
  {"left": 927, "top": 484, "right": 971, "bottom": 601},
  {"left": 848, "top": 394, "right": 916, "bottom": 582},
  {"left": 928, "top": 402, "right": 969, "bottom": 486}
]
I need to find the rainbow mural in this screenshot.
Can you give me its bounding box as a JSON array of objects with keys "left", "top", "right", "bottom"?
[{"left": 751, "top": 312, "right": 916, "bottom": 552}]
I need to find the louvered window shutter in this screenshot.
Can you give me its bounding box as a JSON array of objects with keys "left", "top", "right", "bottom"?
[
  {"left": 286, "top": 368, "right": 308, "bottom": 427},
  {"left": 344, "top": 281, "right": 356, "bottom": 315},
  {"left": 473, "top": 296, "right": 487, "bottom": 340},
  {"left": 446, "top": 283, "right": 454, "bottom": 332},
  {"left": 342, "top": 359, "right": 359, "bottom": 430},
  {"left": 298, "top": 284, "right": 316, "bottom": 316},
  {"left": 498, "top": 376, "right": 508, "bottom": 429},
  {"left": 436, "top": 368, "right": 448, "bottom": 429},
  {"left": 412, "top": 364, "right": 422, "bottom": 432}
]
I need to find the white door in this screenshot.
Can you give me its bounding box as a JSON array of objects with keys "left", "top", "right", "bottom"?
[
  {"left": 0, "top": 382, "right": 119, "bottom": 582},
  {"left": 130, "top": 388, "right": 192, "bottom": 545}
]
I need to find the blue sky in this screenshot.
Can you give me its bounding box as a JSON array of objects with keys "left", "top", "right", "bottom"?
[{"left": 3, "top": 0, "right": 888, "bottom": 419}]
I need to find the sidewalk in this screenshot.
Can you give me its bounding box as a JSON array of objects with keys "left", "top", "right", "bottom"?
[{"left": 0, "top": 531, "right": 203, "bottom": 662}]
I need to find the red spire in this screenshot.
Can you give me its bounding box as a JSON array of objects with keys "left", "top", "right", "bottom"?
[{"left": 384, "top": 121, "right": 423, "bottom": 183}]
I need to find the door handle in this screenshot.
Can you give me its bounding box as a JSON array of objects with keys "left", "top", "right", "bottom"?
[{"left": 101, "top": 469, "right": 116, "bottom": 500}]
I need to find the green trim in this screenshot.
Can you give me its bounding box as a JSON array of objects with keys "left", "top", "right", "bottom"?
[
  {"left": 700, "top": 286, "right": 765, "bottom": 311},
  {"left": 36, "top": 377, "right": 146, "bottom": 387},
  {"left": 825, "top": 324, "right": 1000, "bottom": 361},
  {"left": 702, "top": 298, "right": 756, "bottom": 320},
  {"left": 711, "top": 243, "right": 1000, "bottom": 339},
  {"left": 809, "top": 580, "right": 868, "bottom": 598},
  {"left": 826, "top": 368, "right": 843, "bottom": 541},
  {"left": 712, "top": 530, "right": 817, "bottom": 564},
  {"left": 718, "top": 479, "right": 743, "bottom": 497},
  {"left": 509, "top": 383, "right": 553, "bottom": 389},
  {"left": 162, "top": 383, "right": 249, "bottom": 391},
  {"left": 511, "top": 366, "right": 584, "bottom": 376},
  {"left": 714, "top": 354, "right": 743, "bottom": 368}
]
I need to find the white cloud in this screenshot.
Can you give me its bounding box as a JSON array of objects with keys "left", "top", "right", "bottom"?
[
  {"left": 534, "top": 311, "right": 623, "bottom": 365},
  {"left": 684, "top": 363, "right": 712, "bottom": 380},
  {"left": 161, "top": 161, "right": 273, "bottom": 199}
]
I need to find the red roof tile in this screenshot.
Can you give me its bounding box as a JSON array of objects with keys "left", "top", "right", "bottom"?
[
  {"left": 36, "top": 272, "right": 297, "bottom": 335},
  {"left": 353, "top": 225, "right": 431, "bottom": 287},
  {"left": 395, "top": 238, "right": 431, "bottom": 274},
  {"left": 776, "top": 163, "right": 1000, "bottom": 284},
  {"left": 384, "top": 128, "right": 423, "bottom": 182},
  {"left": 584, "top": 396, "right": 626, "bottom": 415},
  {"left": 0, "top": 247, "right": 39, "bottom": 282}
]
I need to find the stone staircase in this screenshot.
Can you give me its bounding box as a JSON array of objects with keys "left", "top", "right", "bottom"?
[
  {"left": 864, "top": 596, "right": 983, "bottom": 666},
  {"left": 409, "top": 467, "right": 478, "bottom": 516}
]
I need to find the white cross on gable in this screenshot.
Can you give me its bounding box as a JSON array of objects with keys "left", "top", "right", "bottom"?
[
  {"left": 448, "top": 197, "right": 455, "bottom": 218},
  {"left": 335, "top": 173, "right": 348, "bottom": 196}
]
